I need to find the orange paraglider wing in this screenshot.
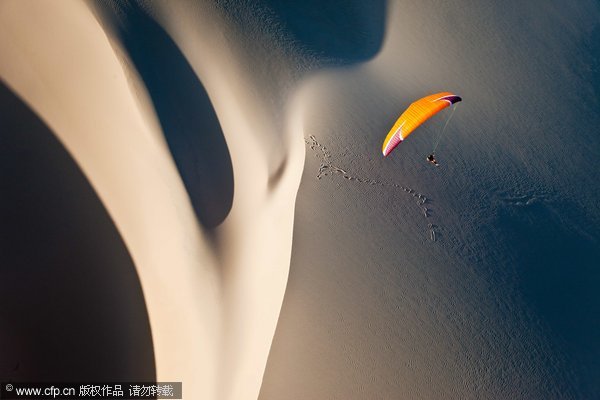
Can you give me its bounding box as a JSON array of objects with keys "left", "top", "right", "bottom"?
[{"left": 382, "top": 92, "right": 461, "bottom": 157}]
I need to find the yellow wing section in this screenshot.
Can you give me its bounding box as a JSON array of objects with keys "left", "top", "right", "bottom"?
[{"left": 382, "top": 92, "right": 461, "bottom": 156}]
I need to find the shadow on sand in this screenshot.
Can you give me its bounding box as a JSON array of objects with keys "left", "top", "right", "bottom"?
[
  {"left": 0, "top": 82, "right": 155, "bottom": 382},
  {"left": 97, "top": 2, "right": 234, "bottom": 230},
  {"left": 246, "top": 0, "right": 387, "bottom": 65}
]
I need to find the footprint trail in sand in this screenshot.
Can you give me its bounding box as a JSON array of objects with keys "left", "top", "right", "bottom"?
[{"left": 305, "top": 135, "right": 438, "bottom": 241}]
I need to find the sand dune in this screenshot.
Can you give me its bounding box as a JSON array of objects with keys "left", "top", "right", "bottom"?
[
  {"left": 2, "top": 1, "right": 599, "bottom": 399},
  {"left": 1, "top": 1, "right": 306, "bottom": 399},
  {"left": 261, "top": 1, "right": 600, "bottom": 399},
  {"left": 0, "top": 80, "right": 155, "bottom": 382}
]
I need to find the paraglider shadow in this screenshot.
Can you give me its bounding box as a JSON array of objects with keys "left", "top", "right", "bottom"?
[
  {"left": 0, "top": 83, "right": 155, "bottom": 382},
  {"left": 97, "top": 3, "right": 234, "bottom": 230}
]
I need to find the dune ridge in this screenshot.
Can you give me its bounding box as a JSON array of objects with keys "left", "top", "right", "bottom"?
[{"left": 0, "top": 1, "right": 310, "bottom": 399}]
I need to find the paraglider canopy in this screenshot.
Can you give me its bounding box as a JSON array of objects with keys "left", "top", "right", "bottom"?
[{"left": 382, "top": 92, "right": 461, "bottom": 157}]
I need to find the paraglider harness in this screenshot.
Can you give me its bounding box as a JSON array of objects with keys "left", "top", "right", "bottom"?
[{"left": 426, "top": 153, "right": 439, "bottom": 167}]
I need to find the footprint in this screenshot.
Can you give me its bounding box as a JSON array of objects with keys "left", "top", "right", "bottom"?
[{"left": 306, "top": 136, "right": 441, "bottom": 242}]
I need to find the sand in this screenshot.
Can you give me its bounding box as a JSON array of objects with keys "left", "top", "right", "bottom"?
[
  {"left": 261, "top": 1, "right": 600, "bottom": 399},
  {"left": 1, "top": 1, "right": 305, "bottom": 399},
  {"left": 2, "top": 1, "right": 599, "bottom": 399}
]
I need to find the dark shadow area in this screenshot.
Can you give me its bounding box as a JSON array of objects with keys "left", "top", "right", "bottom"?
[
  {"left": 0, "top": 82, "right": 155, "bottom": 382},
  {"left": 498, "top": 201, "right": 600, "bottom": 395},
  {"left": 259, "top": 0, "right": 387, "bottom": 64},
  {"left": 96, "top": 2, "right": 234, "bottom": 229}
]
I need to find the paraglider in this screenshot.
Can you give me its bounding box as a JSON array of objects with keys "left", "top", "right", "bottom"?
[
  {"left": 426, "top": 153, "right": 439, "bottom": 167},
  {"left": 382, "top": 92, "right": 462, "bottom": 159}
]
